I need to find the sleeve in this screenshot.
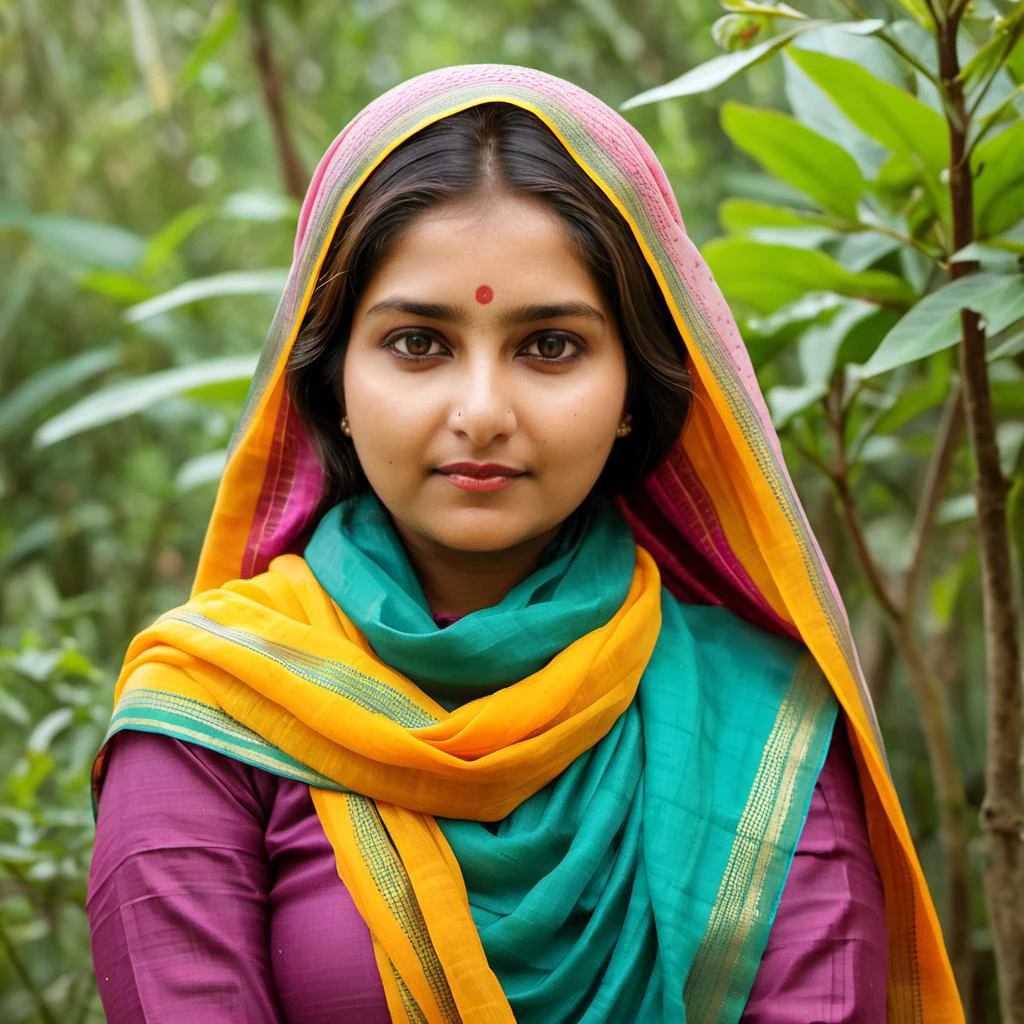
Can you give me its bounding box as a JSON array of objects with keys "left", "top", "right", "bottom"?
[
  {"left": 87, "top": 729, "right": 284, "bottom": 1023},
  {"left": 740, "top": 722, "right": 889, "bottom": 1023}
]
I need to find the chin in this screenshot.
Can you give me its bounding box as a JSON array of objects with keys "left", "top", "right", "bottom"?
[{"left": 423, "top": 507, "right": 556, "bottom": 554}]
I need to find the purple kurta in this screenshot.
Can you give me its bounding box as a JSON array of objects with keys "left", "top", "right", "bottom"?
[{"left": 87, "top": 716, "right": 887, "bottom": 1022}]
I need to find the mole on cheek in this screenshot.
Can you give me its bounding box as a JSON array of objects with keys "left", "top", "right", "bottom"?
[{"left": 475, "top": 284, "right": 494, "bottom": 304}]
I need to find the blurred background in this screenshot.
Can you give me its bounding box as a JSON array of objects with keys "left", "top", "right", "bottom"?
[{"left": 2, "top": 0, "right": 1021, "bottom": 1020}]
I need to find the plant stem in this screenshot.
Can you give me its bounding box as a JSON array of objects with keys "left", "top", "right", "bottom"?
[
  {"left": 822, "top": 384, "right": 974, "bottom": 997},
  {"left": 937, "top": 10, "right": 1024, "bottom": 1021},
  {"left": 903, "top": 380, "right": 964, "bottom": 612},
  {"left": 836, "top": 0, "right": 942, "bottom": 84},
  {"left": 246, "top": 0, "right": 307, "bottom": 200}
]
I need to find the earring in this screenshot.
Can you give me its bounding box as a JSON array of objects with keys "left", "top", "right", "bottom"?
[
  {"left": 340, "top": 415, "right": 351, "bottom": 436},
  {"left": 616, "top": 414, "right": 632, "bottom": 438}
]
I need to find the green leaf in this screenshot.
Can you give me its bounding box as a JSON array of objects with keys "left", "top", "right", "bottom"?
[
  {"left": 221, "top": 190, "right": 299, "bottom": 222},
  {"left": 786, "top": 48, "right": 948, "bottom": 178},
  {"left": 33, "top": 354, "right": 259, "bottom": 446},
  {"left": 721, "top": 102, "right": 865, "bottom": 219},
  {"left": 767, "top": 383, "right": 827, "bottom": 427},
  {"left": 702, "top": 238, "right": 914, "bottom": 313},
  {"left": 992, "top": 382, "right": 1024, "bottom": 419},
  {"left": 621, "top": 18, "right": 889, "bottom": 109},
  {"left": 950, "top": 241, "right": 1021, "bottom": 272},
  {"left": 718, "top": 198, "right": 840, "bottom": 232},
  {"left": 178, "top": 2, "right": 239, "bottom": 90},
  {"left": 798, "top": 300, "right": 881, "bottom": 384},
  {"left": 140, "top": 205, "right": 213, "bottom": 276},
  {"left": 890, "top": 0, "right": 934, "bottom": 29},
  {"left": 176, "top": 449, "right": 229, "bottom": 492},
  {"left": 27, "top": 707, "right": 75, "bottom": 754},
  {"left": 989, "top": 323, "right": 1024, "bottom": 362},
  {"left": 862, "top": 272, "right": 1024, "bottom": 376},
  {"left": 76, "top": 270, "right": 155, "bottom": 303},
  {"left": 621, "top": 26, "right": 810, "bottom": 108},
  {"left": 973, "top": 121, "right": 1024, "bottom": 238},
  {"left": 0, "top": 347, "right": 122, "bottom": 440},
  {"left": 0, "top": 209, "right": 146, "bottom": 270},
  {"left": 123, "top": 269, "right": 288, "bottom": 323}
]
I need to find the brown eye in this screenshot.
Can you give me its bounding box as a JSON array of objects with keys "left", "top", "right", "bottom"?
[
  {"left": 535, "top": 335, "right": 567, "bottom": 359},
  {"left": 390, "top": 331, "right": 442, "bottom": 358},
  {"left": 522, "top": 333, "right": 583, "bottom": 363}
]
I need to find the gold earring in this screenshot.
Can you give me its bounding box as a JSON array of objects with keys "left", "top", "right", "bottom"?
[
  {"left": 616, "top": 414, "right": 632, "bottom": 438},
  {"left": 340, "top": 415, "right": 351, "bottom": 436}
]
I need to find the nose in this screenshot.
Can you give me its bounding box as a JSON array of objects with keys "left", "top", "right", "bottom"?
[{"left": 446, "top": 361, "right": 517, "bottom": 447}]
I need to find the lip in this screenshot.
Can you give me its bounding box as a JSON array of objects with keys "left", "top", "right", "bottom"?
[
  {"left": 436, "top": 462, "right": 524, "bottom": 477},
  {"left": 435, "top": 462, "right": 525, "bottom": 494}
]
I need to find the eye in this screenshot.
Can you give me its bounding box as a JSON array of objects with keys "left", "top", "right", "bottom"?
[
  {"left": 385, "top": 330, "right": 446, "bottom": 360},
  {"left": 521, "top": 332, "right": 584, "bottom": 363}
]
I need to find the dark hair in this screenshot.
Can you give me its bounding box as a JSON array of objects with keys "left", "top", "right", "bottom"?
[{"left": 286, "top": 101, "right": 692, "bottom": 510}]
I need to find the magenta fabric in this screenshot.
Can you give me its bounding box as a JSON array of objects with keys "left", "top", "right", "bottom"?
[{"left": 87, "top": 719, "right": 887, "bottom": 1023}]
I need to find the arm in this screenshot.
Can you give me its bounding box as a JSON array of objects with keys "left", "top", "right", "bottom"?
[
  {"left": 87, "top": 730, "right": 284, "bottom": 1023},
  {"left": 741, "top": 721, "right": 889, "bottom": 1023}
]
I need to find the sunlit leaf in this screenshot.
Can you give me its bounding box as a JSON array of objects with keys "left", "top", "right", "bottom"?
[
  {"left": 123, "top": 269, "right": 288, "bottom": 323},
  {"left": 973, "top": 121, "right": 1024, "bottom": 238},
  {"left": 721, "top": 102, "right": 865, "bottom": 219},
  {"left": 620, "top": 25, "right": 811, "bottom": 108},
  {"left": 786, "top": 48, "right": 947, "bottom": 178},
  {"left": 718, "top": 198, "right": 840, "bottom": 232},
  {"left": 33, "top": 355, "right": 258, "bottom": 446},
  {"left": 176, "top": 449, "right": 228, "bottom": 491},
  {"left": 0, "top": 208, "right": 146, "bottom": 269},
  {"left": 862, "top": 272, "right": 1024, "bottom": 375},
  {"left": 140, "top": 205, "right": 214, "bottom": 276},
  {"left": 221, "top": 190, "right": 299, "bottom": 222},
  {"left": 178, "top": 2, "right": 239, "bottom": 90},
  {"left": 890, "top": 0, "right": 934, "bottom": 29},
  {"left": 767, "top": 382, "right": 828, "bottom": 427},
  {"left": 27, "top": 708, "right": 75, "bottom": 754},
  {"left": 0, "top": 347, "right": 122, "bottom": 440},
  {"left": 702, "top": 237, "right": 913, "bottom": 313}
]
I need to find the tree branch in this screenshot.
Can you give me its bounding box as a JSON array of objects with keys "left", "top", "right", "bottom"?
[
  {"left": 821, "top": 381, "right": 974, "bottom": 995},
  {"left": 902, "top": 380, "right": 964, "bottom": 613},
  {"left": 246, "top": 0, "right": 307, "bottom": 200}
]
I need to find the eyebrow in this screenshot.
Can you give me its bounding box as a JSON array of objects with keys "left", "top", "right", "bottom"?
[{"left": 363, "top": 297, "right": 606, "bottom": 327}]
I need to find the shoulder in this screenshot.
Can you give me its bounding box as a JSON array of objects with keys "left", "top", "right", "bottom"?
[{"left": 94, "top": 729, "right": 274, "bottom": 833}]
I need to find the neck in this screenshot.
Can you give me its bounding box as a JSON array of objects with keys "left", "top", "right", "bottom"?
[{"left": 391, "top": 521, "right": 563, "bottom": 618}]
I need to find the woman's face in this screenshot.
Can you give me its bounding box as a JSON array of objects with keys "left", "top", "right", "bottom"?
[{"left": 341, "top": 193, "right": 629, "bottom": 556}]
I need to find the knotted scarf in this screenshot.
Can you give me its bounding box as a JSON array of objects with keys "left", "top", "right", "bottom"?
[{"left": 94, "top": 491, "right": 837, "bottom": 1022}]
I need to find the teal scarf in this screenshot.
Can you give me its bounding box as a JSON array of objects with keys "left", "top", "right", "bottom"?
[{"left": 304, "top": 491, "right": 838, "bottom": 1023}]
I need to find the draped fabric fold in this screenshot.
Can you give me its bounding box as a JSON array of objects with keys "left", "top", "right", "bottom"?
[
  {"left": 91, "top": 63, "right": 963, "bottom": 1022},
  {"left": 94, "top": 492, "right": 839, "bottom": 1022}
]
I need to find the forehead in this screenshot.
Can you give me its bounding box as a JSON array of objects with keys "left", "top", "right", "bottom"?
[{"left": 360, "top": 195, "right": 601, "bottom": 303}]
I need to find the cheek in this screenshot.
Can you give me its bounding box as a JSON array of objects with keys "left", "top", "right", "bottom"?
[
  {"left": 344, "top": 360, "right": 424, "bottom": 434},
  {"left": 529, "top": 370, "right": 626, "bottom": 454}
]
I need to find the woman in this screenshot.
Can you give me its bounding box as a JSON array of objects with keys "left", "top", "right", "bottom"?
[{"left": 86, "top": 64, "right": 962, "bottom": 1022}]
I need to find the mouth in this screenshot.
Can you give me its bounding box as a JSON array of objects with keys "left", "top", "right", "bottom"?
[{"left": 435, "top": 463, "right": 526, "bottom": 493}]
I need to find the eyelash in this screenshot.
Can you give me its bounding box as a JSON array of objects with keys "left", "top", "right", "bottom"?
[{"left": 382, "top": 330, "right": 586, "bottom": 364}]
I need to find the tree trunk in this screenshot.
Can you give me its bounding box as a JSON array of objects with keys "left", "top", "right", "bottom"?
[
  {"left": 937, "top": 15, "right": 1024, "bottom": 1023},
  {"left": 247, "top": 0, "right": 307, "bottom": 200}
]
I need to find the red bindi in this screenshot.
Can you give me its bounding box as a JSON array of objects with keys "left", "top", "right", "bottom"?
[{"left": 475, "top": 284, "right": 494, "bottom": 304}]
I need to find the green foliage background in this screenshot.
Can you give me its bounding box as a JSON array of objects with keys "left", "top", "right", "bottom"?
[{"left": 1, "top": 0, "right": 1021, "bottom": 1020}]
